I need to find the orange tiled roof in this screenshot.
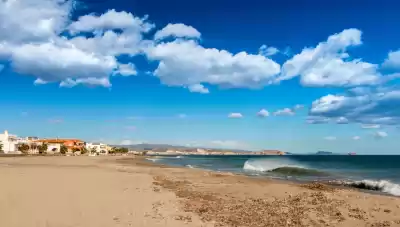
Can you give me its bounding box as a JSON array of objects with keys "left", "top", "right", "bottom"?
[{"left": 35, "top": 139, "right": 84, "bottom": 143}]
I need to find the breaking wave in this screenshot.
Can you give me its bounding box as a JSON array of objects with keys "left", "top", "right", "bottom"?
[
  {"left": 243, "top": 158, "right": 327, "bottom": 176},
  {"left": 343, "top": 180, "right": 400, "bottom": 196}
]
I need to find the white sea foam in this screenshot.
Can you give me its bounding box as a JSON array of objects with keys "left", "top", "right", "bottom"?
[
  {"left": 347, "top": 179, "right": 400, "bottom": 196},
  {"left": 146, "top": 158, "right": 159, "bottom": 162},
  {"left": 243, "top": 158, "right": 306, "bottom": 172},
  {"left": 186, "top": 164, "right": 195, "bottom": 168}
]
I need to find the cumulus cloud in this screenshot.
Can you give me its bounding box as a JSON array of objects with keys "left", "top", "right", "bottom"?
[
  {"left": 0, "top": 2, "right": 154, "bottom": 87},
  {"left": 68, "top": 9, "right": 154, "bottom": 35},
  {"left": 309, "top": 90, "right": 400, "bottom": 125},
  {"left": 374, "top": 131, "right": 388, "bottom": 139},
  {"left": 228, "top": 113, "right": 243, "bottom": 118},
  {"left": 188, "top": 84, "right": 209, "bottom": 94},
  {"left": 115, "top": 63, "right": 137, "bottom": 76},
  {"left": 259, "top": 45, "right": 279, "bottom": 56},
  {"left": 382, "top": 50, "right": 400, "bottom": 69},
  {"left": 145, "top": 39, "right": 281, "bottom": 92},
  {"left": 154, "top": 23, "right": 201, "bottom": 40},
  {"left": 257, "top": 109, "right": 270, "bottom": 117},
  {"left": 278, "top": 29, "right": 383, "bottom": 87},
  {"left": 273, "top": 108, "right": 295, "bottom": 116},
  {"left": 324, "top": 136, "right": 337, "bottom": 141}
]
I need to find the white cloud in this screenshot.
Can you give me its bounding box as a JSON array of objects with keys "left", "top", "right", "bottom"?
[
  {"left": 382, "top": 50, "right": 400, "bottom": 69},
  {"left": 145, "top": 40, "right": 281, "bottom": 92},
  {"left": 324, "top": 136, "right": 337, "bottom": 141},
  {"left": 353, "top": 136, "right": 361, "bottom": 140},
  {"left": 336, "top": 117, "right": 349, "bottom": 124},
  {"left": 11, "top": 41, "right": 117, "bottom": 85},
  {"left": 0, "top": 0, "right": 72, "bottom": 44},
  {"left": 361, "top": 124, "right": 381, "bottom": 129},
  {"left": 374, "top": 131, "right": 388, "bottom": 139},
  {"left": 60, "top": 77, "right": 112, "bottom": 88},
  {"left": 154, "top": 23, "right": 201, "bottom": 40},
  {"left": 259, "top": 45, "right": 279, "bottom": 56},
  {"left": 68, "top": 9, "right": 154, "bottom": 35},
  {"left": 273, "top": 108, "right": 295, "bottom": 116},
  {"left": 188, "top": 84, "right": 209, "bottom": 94},
  {"left": 228, "top": 113, "right": 243, "bottom": 118},
  {"left": 115, "top": 63, "right": 137, "bottom": 76},
  {"left": 257, "top": 109, "right": 270, "bottom": 117},
  {"left": 278, "top": 28, "right": 382, "bottom": 87},
  {"left": 310, "top": 90, "right": 400, "bottom": 125}
]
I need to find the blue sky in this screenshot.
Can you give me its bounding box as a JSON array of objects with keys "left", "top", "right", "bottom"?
[{"left": 1, "top": 0, "right": 400, "bottom": 154}]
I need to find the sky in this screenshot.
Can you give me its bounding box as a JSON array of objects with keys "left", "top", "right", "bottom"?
[{"left": 1, "top": 0, "right": 400, "bottom": 154}]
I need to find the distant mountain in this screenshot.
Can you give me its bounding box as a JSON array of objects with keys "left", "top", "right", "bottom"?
[{"left": 113, "top": 143, "right": 251, "bottom": 152}]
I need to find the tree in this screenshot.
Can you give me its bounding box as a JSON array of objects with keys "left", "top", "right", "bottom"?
[
  {"left": 38, "top": 143, "right": 48, "bottom": 155},
  {"left": 17, "top": 143, "right": 30, "bottom": 154},
  {"left": 90, "top": 147, "right": 97, "bottom": 154},
  {"left": 60, "top": 145, "right": 68, "bottom": 154},
  {"left": 30, "top": 143, "right": 38, "bottom": 151},
  {"left": 81, "top": 147, "right": 88, "bottom": 155},
  {"left": 0, "top": 143, "right": 4, "bottom": 153}
]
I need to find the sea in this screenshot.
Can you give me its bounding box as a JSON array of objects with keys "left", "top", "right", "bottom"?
[{"left": 146, "top": 155, "right": 400, "bottom": 197}]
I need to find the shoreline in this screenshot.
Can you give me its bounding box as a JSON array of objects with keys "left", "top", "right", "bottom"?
[
  {"left": 1, "top": 156, "right": 400, "bottom": 226},
  {"left": 142, "top": 155, "right": 400, "bottom": 198}
]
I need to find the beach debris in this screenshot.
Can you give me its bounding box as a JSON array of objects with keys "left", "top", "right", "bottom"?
[{"left": 153, "top": 175, "right": 351, "bottom": 227}]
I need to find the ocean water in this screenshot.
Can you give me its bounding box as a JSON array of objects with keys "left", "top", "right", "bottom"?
[{"left": 147, "top": 155, "right": 400, "bottom": 196}]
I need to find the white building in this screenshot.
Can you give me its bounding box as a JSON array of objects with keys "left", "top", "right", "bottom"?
[
  {"left": 86, "top": 142, "right": 109, "bottom": 154},
  {"left": 0, "top": 130, "right": 18, "bottom": 153}
]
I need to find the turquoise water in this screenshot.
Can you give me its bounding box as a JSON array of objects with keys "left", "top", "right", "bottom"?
[{"left": 147, "top": 155, "right": 400, "bottom": 196}]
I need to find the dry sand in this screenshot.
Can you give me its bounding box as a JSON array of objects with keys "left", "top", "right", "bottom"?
[{"left": 1, "top": 156, "right": 400, "bottom": 227}]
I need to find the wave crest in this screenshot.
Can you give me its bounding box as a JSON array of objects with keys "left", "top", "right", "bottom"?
[
  {"left": 243, "top": 158, "right": 306, "bottom": 172},
  {"left": 346, "top": 180, "right": 400, "bottom": 196}
]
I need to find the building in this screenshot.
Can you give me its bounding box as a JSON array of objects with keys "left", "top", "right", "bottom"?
[
  {"left": 0, "top": 130, "right": 18, "bottom": 153},
  {"left": 35, "top": 139, "right": 85, "bottom": 152},
  {"left": 85, "top": 142, "right": 110, "bottom": 154}
]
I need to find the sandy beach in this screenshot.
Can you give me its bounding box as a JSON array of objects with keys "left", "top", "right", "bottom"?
[{"left": 1, "top": 156, "right": 400, "bottom": 227}]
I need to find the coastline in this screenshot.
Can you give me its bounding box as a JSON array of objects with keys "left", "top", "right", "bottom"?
[{"left": 0, "top": 155, "right": 399, "bottom": 227}]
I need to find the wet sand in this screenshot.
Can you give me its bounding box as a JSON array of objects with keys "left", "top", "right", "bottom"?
[{"left": 1, "top": 155, "right": 400, "bottom": 227}]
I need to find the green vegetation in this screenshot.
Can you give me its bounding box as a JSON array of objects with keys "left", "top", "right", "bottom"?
[
  {"left": 109, "top": 147, "right": 129, "bottom": 154},
  {"left": 0, "top": 143, "right": 3, "bottom": 153},
  {"left": 17, "top": 143, "right": 30, "bottom": 154},
  {"left": 90, "top": 147, "right": 97, "bottom": 154},
  {"left": 38, "top": 143, "right": 48, "bottom": 155},
  {"left": 81, "top": 147, "right": 88, "bottom": 155},
  {"left": 60, "top": 145, "right": 68, "bottom": 154}
]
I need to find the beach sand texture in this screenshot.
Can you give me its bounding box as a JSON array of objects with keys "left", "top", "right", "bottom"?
[{"left": 1, "top": 156, "right": 400, "bottom": 227}]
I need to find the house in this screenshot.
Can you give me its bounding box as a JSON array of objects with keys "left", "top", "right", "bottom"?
[
  {"left": 34, "top": 139, "right": 85, "bottom": 152},
  {"left": 85, "top": 142, "right": 110, "bottom": 154},
  {"left": 0, "top": 130, "right": 18, "bottom": 153}
]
